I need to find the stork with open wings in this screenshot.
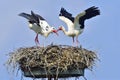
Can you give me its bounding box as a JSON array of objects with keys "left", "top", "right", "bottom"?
[{"left": 58, "top": 6, "right": 100, "bottom": 46}]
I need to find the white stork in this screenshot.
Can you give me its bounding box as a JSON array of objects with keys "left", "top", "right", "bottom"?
[
  {"left": 19, "top": 11, "right": 58, "bottom": 45},
  {"left": 58, "top": 6, "right": 100, "bottom": 46}
]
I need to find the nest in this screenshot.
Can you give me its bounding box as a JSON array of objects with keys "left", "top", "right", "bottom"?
[{"left": 6, "top": 45, "right": 98, "bottom": 79}]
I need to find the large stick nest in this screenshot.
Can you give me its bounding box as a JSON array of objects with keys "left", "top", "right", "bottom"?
[{"left": 6, "top": 45, "right": 98, "bottom": 78}]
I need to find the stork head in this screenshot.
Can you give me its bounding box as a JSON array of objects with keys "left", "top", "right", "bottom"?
[{"left": 51, "top": 27, "right": 59, "bottom": 36}]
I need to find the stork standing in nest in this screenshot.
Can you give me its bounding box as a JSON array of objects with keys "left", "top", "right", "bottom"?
[
  {"left": 19, "top": 11, "right": 58, "bottom": 46},
  {"left": 58, "top": 6, "right": 100, "bottom": 46}
]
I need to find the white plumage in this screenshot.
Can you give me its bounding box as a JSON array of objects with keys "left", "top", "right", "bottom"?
[
  {"left": 58, "top": 6, "right": 100, "bottom": 46},
  {"left": 19, "top": 11, "right": 58, "bottom": 45}
]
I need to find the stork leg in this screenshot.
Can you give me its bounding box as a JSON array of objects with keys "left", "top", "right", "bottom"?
[
  {"left": 72, "top": 37, "right": 75, "bottom": 43},
  {"left": 76, "top": 36, "right": 79, "bottom": 46},
  {"left": 35, "top": 34, "right": 39, "bottom": 45},
  {"left": 48, "top": 75, "right": 52, "bottom": 80},
  {"left": 72, "top": 37, "right": 75, "bottom": 46}
]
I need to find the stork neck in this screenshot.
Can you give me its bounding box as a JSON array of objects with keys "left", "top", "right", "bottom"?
[{"left": 61, "top": 28, "right": 69, "bottom": 36}]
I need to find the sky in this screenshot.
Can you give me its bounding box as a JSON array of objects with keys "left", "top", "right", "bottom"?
[{"left": 0, "top": 0, "right": 120, "bottom": 80}]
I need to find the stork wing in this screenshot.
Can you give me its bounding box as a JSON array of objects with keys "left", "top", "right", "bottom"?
[
  {"left": 31, "top": 11, "right": 40, "bottom": 25},
  {"left": 31, "top": 11, "right": 46, "bottom": 26},
  {"left": 33, "top": 13, "right": 45, "bottom": 20},
  {"left": 74, "top": 6, "right": 100, "bottom": 29},
  {"left": 31, "top": 11, "right": 52, "bottom": 32},
  {"left": 19, "top": 12, "right": 36, "bottom": 24},
  {"left": 31, "top": 11, "right": 45, "bottom": 20},
  {"left": 19, "top": 13, "right": 32, "bottom": 21},
  {"left": 59, "top": 8, "right": 74, "bottom": 30}
]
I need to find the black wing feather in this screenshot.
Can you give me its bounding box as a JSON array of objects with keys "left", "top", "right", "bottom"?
[
  {"left": 31, "top": 11, "right": 45, "bottom": 26},
  {"left": 31, "top": 11, "right": 40, "bottom": 25},
  {"left": 19, "top": 11, "right": 45, "bottom": 26},
  {"left": 59, "top": 7, "right": 74, "bottom": 22},
  {"left": 19, "top": 12, "right": 36, "bottom": 24},
  {"left": 19, "top": 13, "right": 32, "bottom": 20},
  {"left": 31, "top": 11, "right": 45, "bottom": 20},
  {"left": 34, "top": 14, "right": 45, "bottom": 20},
  {"left": 79, "top": 6, "right": 100, "bottom": 28},
  {"left": 84, "top": 6, "right": 100, "bottom": 19}
]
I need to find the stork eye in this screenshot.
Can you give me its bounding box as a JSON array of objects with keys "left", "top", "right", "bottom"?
[
  {"left": 46, "top": 28, "right": 48, "bottom": 31},
  {"left": 41, "top": 22, "right": 43, "bottom": 24},
  {"left": 46, "top": 26, "right": 49, "bottom": 28}
]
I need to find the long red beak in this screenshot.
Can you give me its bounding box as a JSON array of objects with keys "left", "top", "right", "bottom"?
[{"left": 52, "top": 30, "right": 59, "bottom": 36}]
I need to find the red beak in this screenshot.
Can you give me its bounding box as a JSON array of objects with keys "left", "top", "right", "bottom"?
[
  {"left": 57, "top": 27, "right": 62, "bottom": 31},
  {"left": 52, "top": 30, "right": 59, "bottom": 36}
]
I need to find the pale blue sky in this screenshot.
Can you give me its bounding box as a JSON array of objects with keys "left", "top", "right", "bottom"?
[{"left": 0, "top": 0, "right": 120, "bottom": 80}]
